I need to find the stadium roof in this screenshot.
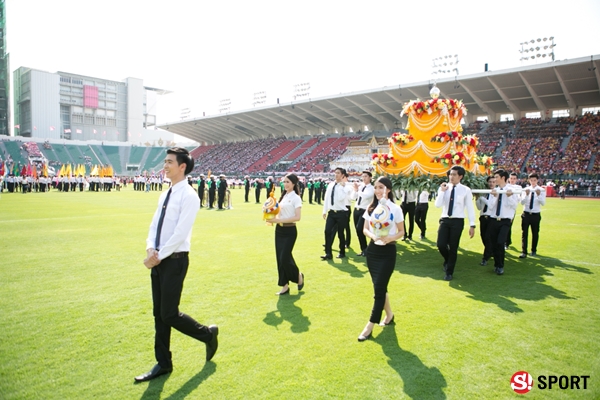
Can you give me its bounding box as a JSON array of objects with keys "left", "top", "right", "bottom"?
[{"left": 159, "top": 55, "right": 600, "bottom": 144}]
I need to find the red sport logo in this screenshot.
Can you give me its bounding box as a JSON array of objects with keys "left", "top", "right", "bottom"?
[{"left": 511, "top": 371, "right": 534, "bottom": 394}]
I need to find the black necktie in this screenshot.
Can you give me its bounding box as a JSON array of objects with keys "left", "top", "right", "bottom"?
[
  {"left": 529, "top": 190, "right": 535, "bottom": 210},
  {"left": 155, "top": 188, "right": 172, "bottom": 249},
  {"left": 496, "top": 193, "right": 502, "bottom": 217},
  {"left": 483, "top": 194, "right": 489, "bottom": 214},
  {"left": 448, "top": 186, "right": 456, "bottom": 216},
  {"left": 331, "top": 183, "right": 337, "bottom": 206},
  {"left": 357, "top": 185, "right": 366, "bottom": 205}
]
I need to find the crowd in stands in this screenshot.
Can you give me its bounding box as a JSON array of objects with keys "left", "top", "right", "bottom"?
[
  {"left": 3, "top": 114, "right": 600, "bottom": 179},
  {"left": 553, "top": 113, "right": 600, "bottom": 175}
]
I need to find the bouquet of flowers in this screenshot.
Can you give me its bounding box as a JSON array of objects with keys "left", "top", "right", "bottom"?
[
  {"left": 431, "top": 131, "right": 463, "bottom": 144},
  {"left": 371, "top": 153, "right": 395, "bottom": 166},
  {"left": 388, "top": 132, "right": 414, "bottom": 146},
  {"left": 432, "top": 150, "right": 469, "bottom": 167}
]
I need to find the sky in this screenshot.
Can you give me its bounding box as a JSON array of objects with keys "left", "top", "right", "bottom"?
[{"left": 7, "top": 0, "right": 600, "bottom": 136}]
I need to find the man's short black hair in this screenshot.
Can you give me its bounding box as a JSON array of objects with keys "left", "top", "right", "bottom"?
[
  {"left": 494, "top": 169, "right": 509, "bottom": 181},
  {"left": 166, "top": 147, "right": 194, "bottom": 175},
  {"left": 528, "top": 173, "right": 539, "bottom": 179},
  {"left": 449, "top": 165, "right": 465, "bottom": 178},
  {"left": 335, "top": 167, "right": 348, "bottom": 177}
]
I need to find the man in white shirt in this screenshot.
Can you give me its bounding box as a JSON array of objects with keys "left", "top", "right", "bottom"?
[
  {"left": 415, "top": 190, "right": 430, "bottom": 239},
  {"left": 475, "top": 176, "right": 495, "bottom": 266},
  {"left": 135, "top": 147, "right": 218, "bottom": 383},
  {"left": 519, "top": 173, "right": 546, "bottom": 258},
  {"left": 352, "top": 171, "right": 374, "bottom": 256},
  {"left": 486, "top": 169, "right": 519, "bottom": 275},
  {"left": 435, "top": 166, "right": 476, "bottom": 281},
  {"left": 321, "top": 168, "right": 353, "bottom": 260},
  {"left": 505, "top": 172, "right": 520, "bottom": 249},
  {"left": 401, "top": 190, "right": 419, "bottom": 241}
]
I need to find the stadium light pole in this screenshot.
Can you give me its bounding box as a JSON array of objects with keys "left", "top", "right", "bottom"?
[{"left": 519, "top": 37, "right": 555, "bottom": 64}]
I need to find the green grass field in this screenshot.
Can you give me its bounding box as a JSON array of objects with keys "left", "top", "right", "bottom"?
[{"left": 0, "top": 187, "right": 598, "bottom": 399}]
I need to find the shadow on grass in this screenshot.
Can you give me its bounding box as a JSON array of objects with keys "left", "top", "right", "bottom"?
[
  {"left": 151, "top": 362, "right": 216, "bottom": 400},
  {"left": 374, "top": 326, "right": 447, "bottom": 400},
  {"left": 263, "top": 294, "right": 311, "bottom": 333},
  {"left": 326, "top": 256, "right": 368, "bottom": 278},
  {"left": 396, "top": 241, "right": 588, "bottom": 313}
]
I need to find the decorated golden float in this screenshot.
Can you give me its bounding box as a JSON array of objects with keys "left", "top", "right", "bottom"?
[{"left": 371, "top": 85, "right": 494, "bottom": 190}]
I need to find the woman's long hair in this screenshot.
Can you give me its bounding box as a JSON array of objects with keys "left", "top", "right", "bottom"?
[
  {"left": 279, "top": 173, "right": 300, "bottom": 202},
  {"left": 367, "top": 176, "right": 395, "bottom": 216}
]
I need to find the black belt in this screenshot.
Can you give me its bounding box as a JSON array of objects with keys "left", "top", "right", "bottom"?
[
  {"left": 492, "top": 218, "right": 511, "bottom": 221},
  {"left": 158, "top": 251, "right": 189, "bottom": 259},
  {"left": 441, "top": 217, "right": 463, "bottom": 220},
  {"left": 523, "top": 211, "right": 540, "bottom": 215},
  {"left": 278, "top": 223, "right": 296, "bottom": 227},
  {"left": 329, "top": 209, "right": 348, "bottom": 213}
]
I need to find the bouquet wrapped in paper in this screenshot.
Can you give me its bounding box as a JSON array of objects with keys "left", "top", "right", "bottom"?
[
  {"left": 370, "top": 198, "right": 394, "bottom": 245},
  {"left": 262, "top": 186, "right": 280, "bottom": 223}
]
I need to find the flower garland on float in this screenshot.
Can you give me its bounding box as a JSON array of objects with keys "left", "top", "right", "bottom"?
[
  {"left": 388, "top": 132, "right": 414, "bottom": 146},
  {"left": 431, "top": 131, "right": 463, "bottom": 144},
  {"left": 371, "top": 152, "right": 396, "bottom": 166},
  {"left": 432, "top": 150, "right": 469, "bottom": 167}
]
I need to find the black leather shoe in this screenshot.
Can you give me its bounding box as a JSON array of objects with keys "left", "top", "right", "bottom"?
[
  {"left": 336, "top": 254, "right": 346, "bottom": 259},
  {"left": 357, "top": 331, "right": 372, "bottom": 342},
  {"left": 206, "top": 325, "right": 219, "bottom": 361},
  {"left": 134, "top": 364, "right": 172, "bottom": 382},
  {"left": 519, "top": 253, "right": 527, "bottom": 259},
  {"left": 444, "top": 274, "right": 453, "bottom": 281},
  {"left": 496, "top": 267, "right": 504, "bottom": 275},
  {"left": 530, "top": 252, "right": 536, "bottom": 256},
  {"left": 276, "top": 287, "right": 289, "bottom": 295},
  {"left": 298, "top": 273, "right": 304, "bottom": 291},
  {"left": 320, "top": 254, "right": 332, "bottom": 260},
  {"left": 479, "top": 259, "right": 488, "bottom": 266}
]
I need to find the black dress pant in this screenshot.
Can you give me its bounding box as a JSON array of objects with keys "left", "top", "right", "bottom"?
[
  {"left": 255, "top": 188, "right": 261, "bottom": 203},
  {"left": 353, "top": 207, "right": 368, "bottom": 252},
  {"left": 366, "top": 241, "right": 396, "bottom": 323},
  {"left": 244, "top": 186, "right": 250, "bottom": 202},
  {"left": 209, "top": 190, "right": 215, "bottom": 208},
  {"left": 521, "top": 212, "right": 541, "bottom": 254},
  {"left": 437, "top": 218, "right": 464, "bottom": 275},
  {"left": 479, "top": 215, "right": 493, "bottom": 261},
  {"left": 275, "top": 225, "right": 300, "bottom": 286},
  {"left": 308, "top": 189, "right": 314, "bottom": 204},
  {"left": 151, "top": 255, "right": 211, "bottom": 369},
  {"left": 218, "top": 190, "right": 226, "bottom": 209},
  {"left": 487, "top": 218, "right": 511, "bottom": 268},
  {"left": 324, "top": 210, "right": 348, "bottom": 255},
  {"left": 414, "top": 203, "right": 429, "bottom": 237},
  {"left": 401, "top": 202, "right": 416, "bottom": 239}
]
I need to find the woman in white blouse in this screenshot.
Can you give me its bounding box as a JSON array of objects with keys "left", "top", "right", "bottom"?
[
  {"left": 266, "top": 174, "right": 305, "bottom": 295},
  {"left": 358, "top": 176, "right": 404, "bottom": 341}
]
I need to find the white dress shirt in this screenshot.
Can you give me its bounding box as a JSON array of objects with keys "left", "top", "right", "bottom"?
[
  {"left": 354, "top": 183, "right": 374, "bottom": 210},
  {"left": 435, "top": 183, "right": 477, "bottom": 226},
  {"left": 476, "top": 194, "right": 494, "bottom": 217},
  {"left": 146, "top": 179, "right": 200, "bottom": 260},
  {"left": 417, "top": 191, "right": 429, "bottom": 204},
  {"left": 520, "top": 185, "right": 546, "bottom": 213},
  {"left": 278, "top": 191, "right": 302, "bottom": 219},
  {"left": 322, "top": 181, "right": 352, "bottom": 213},
  {"left": 401, "top": 190, "right": 418, "bottom": 203},
  {"left": 487, "top": 185, "right": 519, "bottom": 219}
]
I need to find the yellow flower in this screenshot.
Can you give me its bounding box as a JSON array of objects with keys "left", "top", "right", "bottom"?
[{"left": 453, "top": 155, "right": 460, "bottom": 161}]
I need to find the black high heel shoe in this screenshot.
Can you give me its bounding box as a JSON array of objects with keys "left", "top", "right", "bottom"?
[
  {"left": 357, "top": 331, "right": 372, "bottom": 342},
  {"left": 379, "top": 315, "right": 395, "bottom": 326},
  {"left": 276, "top": 287, "right": 290, "bottom": 296},
  {"left": 298, "top": 273, "right": 304, "bottom": 291}
]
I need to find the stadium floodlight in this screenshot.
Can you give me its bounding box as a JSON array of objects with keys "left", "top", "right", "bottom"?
[
  {"left": 219, "top": 99, "right": 231, "bottom": 113},
  {"left": 432, "top": 54, "right": 459, "bottom": 76},
  {"left": 252, "top": 91, "right": 267, "bottom": 107},
  {"left": 293, "top": 82, "right": 310, "bottom": 101},
  {"left": 519, "top": 36, "right": 555, "bottom": 64}
]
